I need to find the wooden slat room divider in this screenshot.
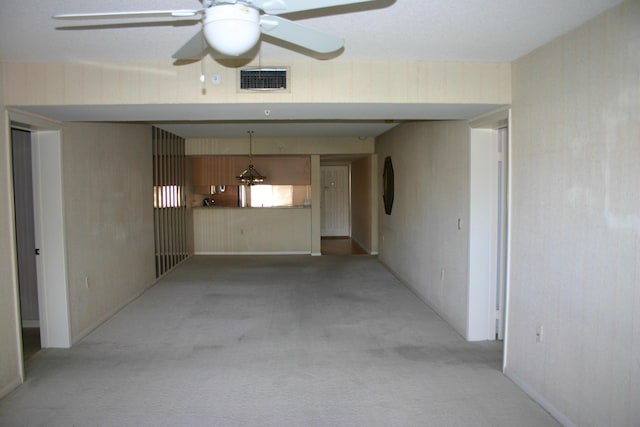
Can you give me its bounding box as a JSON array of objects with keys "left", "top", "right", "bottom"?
[{"left": 152, "top": 127, "right": 189, "bottom": 278}]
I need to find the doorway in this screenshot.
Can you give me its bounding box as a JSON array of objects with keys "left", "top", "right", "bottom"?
[
  {"left": 8, "top": 112, "right": 71, "bottom": 352},
  {"left": 320, "top": 165, "right": 350, "bottom": 237},
  {"left": 468, "top": 109, "right": 510, "bottom": 343},
  {"left": 320, "top": 164, "right": 367, "bottom": 255},
  {"left": 494, "top": 126, "right": 508, "bottom": 340},
  {"left": 11, "top": 128, "right": 41, "bottom": 360}
]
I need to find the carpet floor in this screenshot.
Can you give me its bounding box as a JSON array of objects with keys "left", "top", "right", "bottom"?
[
  {"left": 0, "top": 255, "right": 559, "bottom": 427},
  {"left": 21, "top": 328, "right": 41, "bottom": 361}
]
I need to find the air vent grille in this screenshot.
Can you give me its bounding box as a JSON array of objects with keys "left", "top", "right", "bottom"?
[{"left": 239, "top": 68, "right": 288, "bottom": 91}]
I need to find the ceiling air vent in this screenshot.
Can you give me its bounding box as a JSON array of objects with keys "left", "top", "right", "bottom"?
[{"left": 239, "top": 67, "right": 289, "bottom": 92}]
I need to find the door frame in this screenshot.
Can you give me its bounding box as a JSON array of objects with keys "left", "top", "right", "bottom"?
[
  {"left": 9, "top": 110, "right": 71, "bottom": 350},
  {"left": 11, "top": 127, "right": 39, "bottom": 329},
  {"left": 320, "top": 164, "right": 351, "bottom": 237},
  {"left": 467, "top": 108, "right": 511, "bottom": 344}
]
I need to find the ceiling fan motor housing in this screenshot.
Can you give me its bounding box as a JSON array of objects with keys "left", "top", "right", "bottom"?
[{"left": 203, "top": 4, "right": 261, "bottom": 56}]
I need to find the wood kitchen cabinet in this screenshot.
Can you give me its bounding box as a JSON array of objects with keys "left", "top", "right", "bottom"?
[
  {"left": 191, "top": 157, "right": 244, "bottom": 186},
  {"left": 190, "top": 156, "right": 311, "bottom": 187}
]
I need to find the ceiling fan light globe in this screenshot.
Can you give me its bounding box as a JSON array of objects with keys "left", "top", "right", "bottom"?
[{"left": 203, "top": 4, "right": 260, "bottom": 56}]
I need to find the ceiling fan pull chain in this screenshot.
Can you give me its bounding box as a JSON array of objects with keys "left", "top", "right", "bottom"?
[{"left": 200, "top": 58, "right": 207, "bottom": 95}]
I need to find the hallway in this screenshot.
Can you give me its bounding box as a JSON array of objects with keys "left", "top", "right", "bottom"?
[
  {"left": 321, "top": 237, "right": 368, "bottom": 255},
  {"left": 0, "top": 256, "right": 558, "bottom": 426}
]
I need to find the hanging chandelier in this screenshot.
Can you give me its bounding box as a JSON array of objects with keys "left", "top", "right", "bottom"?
[{"left": 236, "top": 130, "right": 266, "bottom": 186}]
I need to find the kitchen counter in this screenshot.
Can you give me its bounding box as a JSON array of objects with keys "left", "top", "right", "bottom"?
[
  {"left": 193, "top": 206, "right": 312, "bottom": 254},
  {"left": 193, "top": 205, "right": 310, "bottom": 209}
]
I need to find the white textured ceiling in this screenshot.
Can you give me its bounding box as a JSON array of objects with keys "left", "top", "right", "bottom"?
[
  {"left": 0, "top": 0, "right": 623, "bottom": 138},
  {"left": 0, "top": 0, "right": 623, "bottom": 62}
]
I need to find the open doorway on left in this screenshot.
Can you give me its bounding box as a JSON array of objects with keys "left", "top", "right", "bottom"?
[{"left": 11, "top": 127, "right": 41, "bottom": 361}]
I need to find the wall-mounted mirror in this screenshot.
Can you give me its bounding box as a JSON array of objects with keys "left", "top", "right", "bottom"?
[{"left": 383, "top": 156, "right": 394, "bottom": 215}]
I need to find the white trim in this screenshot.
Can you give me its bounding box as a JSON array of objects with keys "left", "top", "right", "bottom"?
[
  {"left": 351, "top": 235, "right": 372, "bottom": 255},
  {"left": 467, "top": 128, "right": 498, "bottom": 341},
  {"left": 4, "top": 109, "right": 25, "bottom": 387},
  {"left": 381, "top": 259, "right": 468, "bottom": 340},
  {"left": 468, "top": 108, "right": 512, "bottom": 352},
  {"left": 73, "top": 255, "right": 190, "bottom": 343},
  {"left": 71, "top": 279, "right": 155, "bottom": 345},
  {"left": 504, "top": 367, "right": 574, "bottom": 427},
  {"left": 502, "top": 109, "right": 513, "bottom": 370},
  {"left": 31, "top": 131, "right": 71, "bottom": 348},
  {"left": 310, "top": 155, "right": 322, "bottom": 255},
  {"left": 370, "top": 154, "right": 379, "bottom": 254},
  {"left": 468, "top": 107, "right": 510, "bottom": 129},
  {"left": 9, "top": 111, "right": 71, "bottom": 349},
  {"left": 0, "top": 377, "right": 23, "bottom": 400},
  {"left": 311, "top": 252, "right": 322, "bottom": 257},
  {"left": 7, "top": 108, "right": 62, "bottom": 130}
]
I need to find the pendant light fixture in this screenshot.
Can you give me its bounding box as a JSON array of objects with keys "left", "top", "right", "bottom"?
[{"left": 236, "top": 130, "right": 266, "bottom": 186}]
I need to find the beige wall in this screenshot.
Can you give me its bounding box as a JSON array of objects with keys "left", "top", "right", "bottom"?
[
  {"left": 62, "top": 123, "right": 156, "bottom": 341},
  {"left": 351, "top": 156, "right": 373, "bottom": 253},
  {"left": 376, "top": 121, "right": 471, "bottom": 337},
  {"left": 1, "top": 60, "right": 510, "bottom": 106},
  {"left": 0, "top": 65, "right": 23, "bottom": 399},
  {"left": 507, "top": 1, "right": 640, "bottom": 425}
]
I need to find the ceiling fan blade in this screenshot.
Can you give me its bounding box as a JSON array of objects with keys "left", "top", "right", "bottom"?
[
  {"left": 53, "top": 10, "right": 202, "bottom": 20},
  {"left": 251, "top": 0, "right": 377, "bottom": 15},
  {"left": 172, "top": 30, "right": 208, "bottom": 60},
  {"left": 260, "top": 15, "right": 343, "bottom": 53}
]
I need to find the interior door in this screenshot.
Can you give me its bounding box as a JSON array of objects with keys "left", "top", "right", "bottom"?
[
  {"left": 321, "top": 165, "right": 350, "bottom": 236},
  {"left": 11, "top": 128, "right": 40, "bottom": 327},
  {"left": 495, "top": 127, "right": 508, "bottom": 340}
]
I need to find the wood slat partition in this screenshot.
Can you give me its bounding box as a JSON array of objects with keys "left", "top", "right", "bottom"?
[{"left": 153, "top": 127, "right": 188, "bottom": 278}]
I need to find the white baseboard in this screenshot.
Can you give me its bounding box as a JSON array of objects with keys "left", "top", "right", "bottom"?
[
  {"left": 504, "top": 366, "right": 574, "bottom": 427},
  {"left": 71, "top": 276, "right": 160, "bottom": 346},
  {"left": 0, "top": 376, "right": 23, "bottom": 400},
  {"left": 350, "top": 235, "right": 372, "bottom": 254},
  {"left": 378, "top": 258, "right": 468, "bottom": 340}
]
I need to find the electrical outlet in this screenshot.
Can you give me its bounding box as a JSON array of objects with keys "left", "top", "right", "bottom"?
[{"left": 535, "top": 323, "right": 544, "bottom": 343}]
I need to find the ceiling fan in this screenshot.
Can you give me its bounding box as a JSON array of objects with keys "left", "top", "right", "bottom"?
[{"left": 53, "top": 0, "right": 376, "bottom": 58}]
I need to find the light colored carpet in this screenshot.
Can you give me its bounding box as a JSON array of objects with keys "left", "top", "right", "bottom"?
[
  {"left": 21, "top": 328, "right": 41, "bottom": 361},
  {"left": 0, "top": 255, "right": 559, "bottom": 427}
]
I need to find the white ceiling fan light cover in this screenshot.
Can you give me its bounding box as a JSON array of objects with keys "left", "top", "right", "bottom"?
[{"left": 203, "top": 4, "right": 261, "bottom": 56}]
